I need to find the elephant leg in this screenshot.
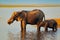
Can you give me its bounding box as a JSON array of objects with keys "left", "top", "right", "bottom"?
[
  {"left": 37, "top": 21, "right": 43, "bottom": 31},
  {"left": 54, "top": 24, "right": 57, "bottom": 31},
  {"left": 37, "top": 26, "right": 40, "bottom": 32},
  {"left": 37, "top": 21, "right": 42, "bottom": 31},
  {"left": 53, "top": 26, "right": 57, "bottom": 32},
  {"left": 37, "top": 24, "right": 40, "bottom": 31},
  {"left": 52, "top": 24, "right": 57, "bottom": 32},
  {"left": 45, "top": 27, "right": 48, "bottom": 31},
  {"left": 21, "top": 20, "right": 26, "bottom": 32},
  {"left": 45, "top": 23, "right": 48, "bottom": 31},
  {"left": 55, "top": 26, "right": 57, "bottom": 31},
  {"left": 52, "top": 27, "right": 54, "bottom": 31}
]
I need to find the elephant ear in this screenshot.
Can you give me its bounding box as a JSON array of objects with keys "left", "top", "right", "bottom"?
[
  {"left": 19, "top": 11, "right": 27, "bottom": 20},
  {"left": 12, "top": 11, "right": 17, "bottom": 17}
]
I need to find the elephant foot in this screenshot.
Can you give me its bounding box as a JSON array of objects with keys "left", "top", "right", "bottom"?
[
  {"left": 52, "top": 27, "right": 57, "bottom": 32},
  {"left": 54, "top": 27, "right": 57, "bottom": 32},
  {"left": 52, "top": 29, "right": 57, "bottom": 32},
  {"left": 37, "top": 28, "right": 40, "bottom": 31},
  {"left": 45, "top": 30, "right": 48, "bottom": 32},
  {"left": 37, "top": 30, "right": 40, "bottom": 32},
  {"left": 45, "top": 28, "right": 48, "bottom": 32}
]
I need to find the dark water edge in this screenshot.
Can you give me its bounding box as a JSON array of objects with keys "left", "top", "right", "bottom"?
[{"left": 8, "top": 28, "right": 60, "bottom": 40}]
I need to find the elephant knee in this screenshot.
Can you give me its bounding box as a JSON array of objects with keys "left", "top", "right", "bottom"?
[
  {"left": 52, "top": 27, "right": 54, "bottom": 31},
  {"left": 45, "top": 27, "right": 48, "bottom": 31},
  {"left": 37, "top": 27, "right": 40, "bottom": 31},
  {"left": 21, "top": 27, "right": 26, "bottom": 32},
  {"left": 54, "top": 26, "right": 57, "bottom": 31}
]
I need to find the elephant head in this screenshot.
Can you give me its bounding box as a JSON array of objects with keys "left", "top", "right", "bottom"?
[{"left": 7, "top": 11, "right": 26, "bottom": 25}]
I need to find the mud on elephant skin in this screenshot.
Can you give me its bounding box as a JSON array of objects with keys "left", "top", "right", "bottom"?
[
  {"left": 39, "top": 19, "right": 57, "bottom": 31},
  {"left": 7, "top": 9, "right": 45, "bottom": 31}
]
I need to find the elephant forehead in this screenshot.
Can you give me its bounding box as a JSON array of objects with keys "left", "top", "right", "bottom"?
[
  {"left": 13, "top": 12, "right": 17, "bottom": 15},
  {"left": 12, "top": 12, "right": 20, "bottom": 18}
]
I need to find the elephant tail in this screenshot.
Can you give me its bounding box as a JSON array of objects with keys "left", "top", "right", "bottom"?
[
  {"left": 44, "top": 15, "right": 45, "bottom": 21},
  {"left": 43, "top": 14, "right": 45, "bottom": 21}
]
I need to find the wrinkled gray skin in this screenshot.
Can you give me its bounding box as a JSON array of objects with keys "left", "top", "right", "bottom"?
[
  {"left": 39, "top": 19, "right": 57, "bottom": 31},
  {"left": 7, "top": 9, "right": 45, "bottom": 31}
]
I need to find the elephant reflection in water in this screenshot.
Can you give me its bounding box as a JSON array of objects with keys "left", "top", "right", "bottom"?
[
  {"left": 8, "top": 31, "right": 56, "bottom": 40},
  {"left": 21, "top": 31, "right": 56, "bottom": 40},
  {"left": 7, "top": 9, "right": 45, "bottom": 31},
  {"left": 21, "top": 30, "right": 26, "bottom": 40},
  {"left": 37, "top": 31, "right": 56, "bottom": 40},
  {"left": 39, "top": 19, "right": 57, "bottom": 31}
]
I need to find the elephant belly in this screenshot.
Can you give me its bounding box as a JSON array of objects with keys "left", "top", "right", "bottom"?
[
  {"left": 27, "top": 15, "right": 39, "bottom": 25},
  {"left": 27, "top": 18, "right": 39, "bottom": 25}
]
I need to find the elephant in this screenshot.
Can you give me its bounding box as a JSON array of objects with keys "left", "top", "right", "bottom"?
[
  {"left": 39, "top": 19, "right": 57, "bottom": 31},
  {"left": 7, "top": 9, "right": 45, "bottom": 31}
]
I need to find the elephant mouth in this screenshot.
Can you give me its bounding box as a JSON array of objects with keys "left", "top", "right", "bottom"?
[{"left": 7, "top": 21, "right": 12, "bottom": 25}]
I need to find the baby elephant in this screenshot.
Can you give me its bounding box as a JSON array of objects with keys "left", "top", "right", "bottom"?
[{"left": 39, "top": 19, "right": 57, "bottom": 31}]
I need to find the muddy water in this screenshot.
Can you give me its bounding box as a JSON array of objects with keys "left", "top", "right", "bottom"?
[
  {"left": 8, "top": 28, "right": 60, "bottom": 40},
  {"left": 0, "top": 7, "right": 60, "bottom": 40},
  {"left": 0, "top": 19, "right": 60, "bottom": 40}
]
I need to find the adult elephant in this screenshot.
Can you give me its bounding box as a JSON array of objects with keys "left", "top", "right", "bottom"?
[
  {"left": 7, "top": 9, "right": 45, "bottom": 31},
  {"left": 39, "top": 19, "right": 57, "bottom": 31}
]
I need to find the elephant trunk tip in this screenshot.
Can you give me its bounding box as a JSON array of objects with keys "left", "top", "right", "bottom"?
[{"left": 7, "top": 20, "right": 11, "bottom": 25}]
